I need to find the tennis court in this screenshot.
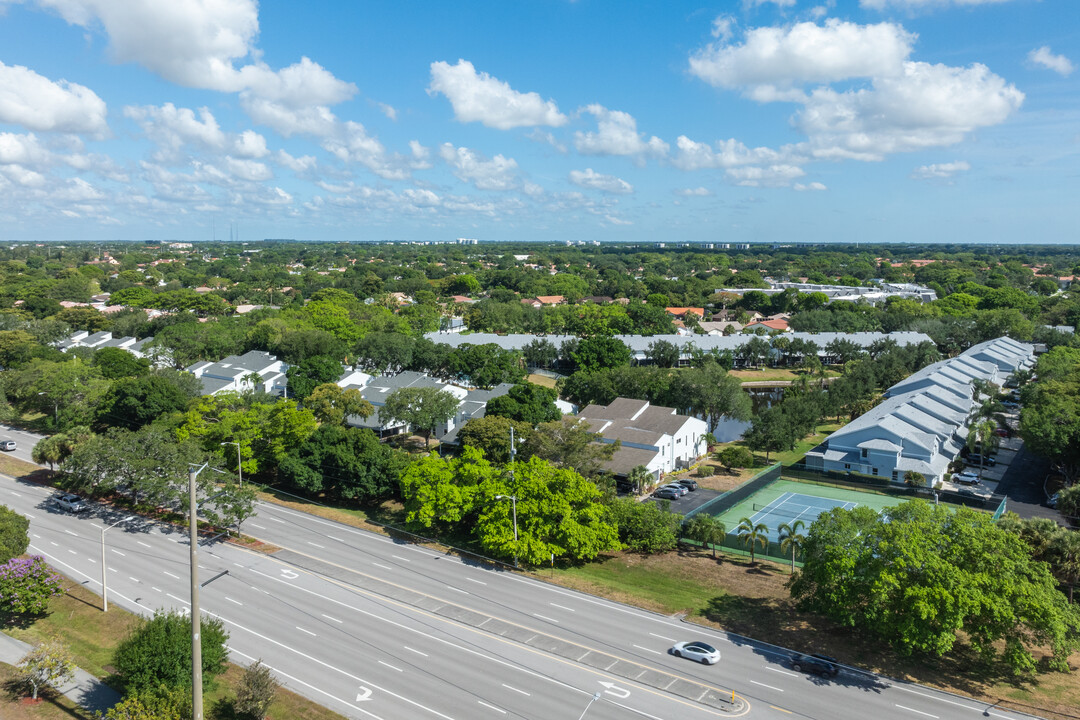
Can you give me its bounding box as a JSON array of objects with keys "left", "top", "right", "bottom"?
[{"left": 715, "top": 478, "right": 903, "bottom": 542}]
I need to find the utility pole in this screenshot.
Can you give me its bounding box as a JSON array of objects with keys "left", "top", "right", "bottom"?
[{"left": 189, "top": 464, "right": 206, "bottom": 720}]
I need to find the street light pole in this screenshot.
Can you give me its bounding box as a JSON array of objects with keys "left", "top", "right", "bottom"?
[
  {"left": 100, "top": 516, "right": 134, "bottom": 612},
  {"left": 188, "top": 463, "right": 207, "bottom": 720},
  {"left": 220, "top": 442, "right": 242, "bottom": 485},
  {"left": 578, "top": 692, "right": 602, "bottom": 720}
]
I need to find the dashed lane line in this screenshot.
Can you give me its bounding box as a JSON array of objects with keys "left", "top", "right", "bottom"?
[{"left": 895, "top": 704, "right": 939, "bottom": 719}]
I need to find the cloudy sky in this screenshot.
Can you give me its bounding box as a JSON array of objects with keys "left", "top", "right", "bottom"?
[{"left": 0, "top": 0, "right": 1075, "bottom": 244}]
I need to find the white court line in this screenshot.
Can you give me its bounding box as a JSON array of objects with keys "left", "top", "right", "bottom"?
[
  {"left": 633, "top": 644, "right": 661, "bottom": 655},
  {"left": 895, "top": 705, "right": 938, "bottom": 719},
  {"left": 750, "top": 680, "right": 783, "bottom": 692}
]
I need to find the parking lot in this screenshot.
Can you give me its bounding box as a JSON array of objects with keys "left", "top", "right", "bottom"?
[
  {"left": 941, "top": 409, "right": 1022, "bottom": 500},
  {"left": 644, "top": 486, "right": 722, "bottom": 515}
]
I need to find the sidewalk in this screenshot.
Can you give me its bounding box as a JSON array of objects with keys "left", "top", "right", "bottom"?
[{"left": 0, "top": 631, "right": 120, "bottom": 714}]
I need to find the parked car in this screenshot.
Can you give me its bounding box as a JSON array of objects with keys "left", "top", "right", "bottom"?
[
  {"left": 51, "top": 493, "right": 88, "bottom": 513},
  {"left": 993, "top": 427, "right": 1011, "bottom": 438},
  {"left": 1001, "top": 401, "right": 1019, "bottom": 409},
  {"left": 953, "top": 472, "right": 980, "bottom": 485},
  {"left": 0, "top": 440, "right": 15, "bottom": 451},
  {"left": 965, "top": 453, "right": 996, "bottom": 467},
  {"left": 790, "top": 653, "right": 839, "bottom": 676},
  {"left": 662, "top": 483, "right": 688, "bottom": 496},
  {"left": 653, "top": 486, "right": 681, "bottom": 500},
  {"left": 671, "top": 641, "right": 721, "bottom": 665},
  {"left": 957, "top": 487, "right": 980, "bottom": 498},
  {"left": 675, "top": 478, "right": 698, "bottom": 491}
]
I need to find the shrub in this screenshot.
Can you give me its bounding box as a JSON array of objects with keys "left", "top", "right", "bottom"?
[
  {"left": 234, "top": 660, "right": 280, "bottom": 720},
  {"left": 0, "top": 504, "right": 29, "bottom": 562},
  {"left": 0, "top": 556, "right": 64, "bottom": 615},
  {"left": 716, "top": 446, "right": 754, "bottom": 472},
  {"left": 113, "top": 610, "right": 229, "bottom": 694}
]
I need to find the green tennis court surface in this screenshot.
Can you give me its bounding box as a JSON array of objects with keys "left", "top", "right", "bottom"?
[{"left": 715, "top": 479, "right": 904, "bottom": 541}]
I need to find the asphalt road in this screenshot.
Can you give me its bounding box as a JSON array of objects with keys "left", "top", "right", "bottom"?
[
  {"left": 0, "top": 424, "right": 46, "bottom": 466},
  {"left": 0, "top": 475, "right": 1048, "bottom": 720}
]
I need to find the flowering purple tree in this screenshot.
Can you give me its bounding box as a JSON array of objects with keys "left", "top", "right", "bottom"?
[{"left": 0, "top": 556, "right": 65, "bottom": 616}]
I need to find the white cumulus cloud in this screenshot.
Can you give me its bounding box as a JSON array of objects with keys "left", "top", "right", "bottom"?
[
  {"left": 689, "top": 19, "right": 915, "bottom": 90},
  {"left": 428, "top": 59, "right": 568, "bottom": 130},
  {"left": 676, "top": 187, "right": 714, "bottom": 196},
  {"left": 912, "top": 160, "right": 970, "bottom": 179},
  {"left": 0, "top": 61, "right": 107, "bottom": 136},
  {"left": 794, "top": 182, "right": 828, "bottom": 191},
  {"left": 233, "top": 129, "right": 269, "bottom": 158},
  {"left": 124, "top": 103, "right": 226, "bottom": 159},
  {"left": 1028, "top": 46, "right": 1074, "bottom": 77},
  {"left": 438, "top": 143, "right": 519, "bottom": 191},
  {"left": 574, "top": 105, "right": 668, "bottom": 158},
  {"left": 569, "top": 168, "right": 634, "bottom": 194}
]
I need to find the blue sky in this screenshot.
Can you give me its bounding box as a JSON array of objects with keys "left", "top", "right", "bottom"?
[{"left": 0, "top": 0, "right": 1075, "bottom": 244}]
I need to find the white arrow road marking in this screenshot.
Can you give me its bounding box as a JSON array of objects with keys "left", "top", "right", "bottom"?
[
  {"left": 599, "top": 681, "right": 630, "bottom": 699},
  {"left": 280, "top": 569, "right": 299, "bottom": 579},
  {"left": 356, "top": 686, "right": 372, "bottom": 702}
]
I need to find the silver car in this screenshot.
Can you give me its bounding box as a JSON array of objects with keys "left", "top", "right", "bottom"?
[
  {"left": 52, "top": 493, "right": 88, "bottom": 513},
  {"left": 670, "top": 641, "right": 721, "bottom": 665}
]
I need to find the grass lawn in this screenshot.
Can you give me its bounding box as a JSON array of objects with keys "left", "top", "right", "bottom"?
[
  {"left": 526, "top": 373, "right": 558, "bottom": 388},
  {"left": 729, "top": 367, "right": 841, "bottom": 384},
  {"left": 712, "top": 421, "right": 844, "bottom": 469},
  {"left": 2, "top": 582, "right": 347, "bottom": 720},
  {"left": 0, "top": 455, "right": 50, "bottom": 482}
]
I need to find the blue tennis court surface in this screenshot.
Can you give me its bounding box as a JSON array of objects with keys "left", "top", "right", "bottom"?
[{"left": 747, "top": 491, "right": 857, "bottom": 540}]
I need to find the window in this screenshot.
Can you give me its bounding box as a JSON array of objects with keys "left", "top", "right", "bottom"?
[
  {"left": 861, "top": 449, "right": 868, "bottom": 459},
  {"left": 892, "top": 471, "right": 899, "bottom": 481},
  {"left": 844, "top": 463, "right": 851, "bottom": 470},
  {"left": 872, "top": 467, "right": 878, "bottom": 476}
]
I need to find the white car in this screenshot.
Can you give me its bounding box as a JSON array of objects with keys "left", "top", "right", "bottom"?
[
  {"left": 670, "top": 641, "right": 721, "bottom": 665},
  {"left": 51, "top": 493, "right": 88, "bottom": 513},
  {"left": 0, "top": 440, "right": 15, "bottom": 451},
  {"left": 953, "top": 472, "right": 980, "bottom": 485}
]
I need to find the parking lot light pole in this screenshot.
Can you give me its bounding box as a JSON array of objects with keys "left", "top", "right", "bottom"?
[
  {"left": 220, "top": 441, "right": 242, "bottom": 485},
  {"left": 495, "top": 494, "right": 518, "bottom": 568},
  {"left": 101, "top": 516, "right": 134, "bottom": 612}
]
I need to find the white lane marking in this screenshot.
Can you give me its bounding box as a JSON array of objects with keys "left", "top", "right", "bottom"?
[
  {"left": 108, "top": 567, "right": 117, "bottom": 573},
  {"left": 32, "top": 533, "right": 40, "bottom": 539},
  {"left": 50, "top": 541, "right": 58, "bottom": 546},
  {"left": 226, "top": 597, "right": 243, "bottom": 606},
  {"left": 378, "top": 661, "right": 403, "bottom": 672},
  {"left": 549, "top": 603, "right": 575, "bottom": 612},
  {"left": 750, "top": 680, "right": 784, "bottom": 692},
  {"left": 320, "top": 614, "right": 343, "bottom": 624},
  {"left": 268, "top": 517, "right": 285, "bottom": 523},
  {"left": 151, "top": 587, "right": 161, "bottom": 592},
  {"left": 167, "top": 593, "right": 188, "bottom": 605},
  {"left": 87, "top": 558, "right": 95, "bottom": 563},
  {"left": 391, "top": 555, "right": 410, "bottom": 562},
  {"left": 501, "top": 684, "right": 530, "bottom": 697},
  {"left": 328, "top": 536, "right": 344, "bottom": 543},
  {"left": 532, "top": 613, "right": 558, "bottom": 623},
  {"left": 308, "top": 542, "right": 325, "bottom": 549},
  {"left": 24, "top": 513, "right": 34, "bottom": 519},
  {"left": 9, "top": 491, "right": 20, "bottom": 497},
  {"left": 403, "top": 646, "right": 428, "bottom": 657},
  {"left": 137, "top": 541, "right": 151, "bottom": 548},
  {"left": 233, "top": 563, "right": 244, "bottom": 568},
  {"left": 228, "top": 646, "right": 382, "bottom": 720},
  {"left": 478, "top": 701, "right": 507, "bottom": 714},
  {"left": 203, "top": 601, "right": 455, "bottom": 720},
  {"left": 65, "top": 530, "right": 78, "bottom": 536},
  {"left": 632, "top": 644, "right": 661, "bottom": 655},
  {"left": 296, "top": 626, "right": 317, "bottom": 637},
  {"left": 895, "top": 705, "right": 939, "bottom": 719},
  {"left": 766, "top": 667, "right": 800, "bottom": 677},
  {"left": 163, "top": 570, "right": 180, "bottom": 579},
  {"left": 249, "top": 523, "right": 266, "bottom": 529},
  {"left": 447, "top": 585, "right": 469, "bottom": 594},
  {"left": 111, "top": 549, "right": 125, "bottom": 556},
  {"left": 466, "top": 577, "right": 487, "bottom": 585},
  {"left": 891, "top": 685, "right": 1019, "bottom": 720},
  {"left": 373, "top": 562, "right": 393, "bottom": 570},
  {"left": 68, "top": 549, "right": 78, "bottom": 555},
  {"left": 649, "top": 632, "right": 676, "bottom": 642}
]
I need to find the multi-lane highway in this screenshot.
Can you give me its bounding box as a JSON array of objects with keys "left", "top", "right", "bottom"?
[
  {"left": 0, "top": 473, "right": 1044, "bottom": 720},
  {"left": 0, "top": 425, "right": 46, "bottom": 467}
]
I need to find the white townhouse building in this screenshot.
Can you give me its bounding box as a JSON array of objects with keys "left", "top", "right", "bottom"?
[
  {"left": 186, "top": 350, "right": 288, "bottom": 396},
  {"left": 574, "top": 398, "right": 708, "bottom": 478},
  {"left": 803, "top": 336, "right": 1035, "bottom": 485},
  {"left": 58, "top": 331, "right": 155, "bottom": 358}
]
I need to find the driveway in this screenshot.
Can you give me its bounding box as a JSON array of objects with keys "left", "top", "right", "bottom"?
[{"left": 994, "top": 443, "right": 1062, "bottom": 522}]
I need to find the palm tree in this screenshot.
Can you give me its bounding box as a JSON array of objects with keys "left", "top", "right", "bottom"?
[
  {"left": 966, "top": 420, "right": 998, "bottom": 482},
  {"left": 685, "top": 514, "right": 726, "bottom": 559},
  {"left": 736, "top": 516, "right": 769, "bottom": 565},
  {"left": 1051, "top": 530, "right": 1080, "bottom": 603},
  {"left": 777, "top": 520, "right": 806, "bottom": 574}
]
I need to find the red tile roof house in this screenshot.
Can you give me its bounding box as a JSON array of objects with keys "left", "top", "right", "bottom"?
[
  {"left": 745, "top": 318, "right": 791, "bottom": 332},
  {"left": 450, "top": 295, "right": 476, "bottom": 304},
  {"left": 520, "top": 298, "right": 543, "bottom": 309}
]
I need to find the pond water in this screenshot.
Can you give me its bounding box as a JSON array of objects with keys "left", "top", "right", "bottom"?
[{"left": 709, "top": 387, "right": 784, "bottom": 442}]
